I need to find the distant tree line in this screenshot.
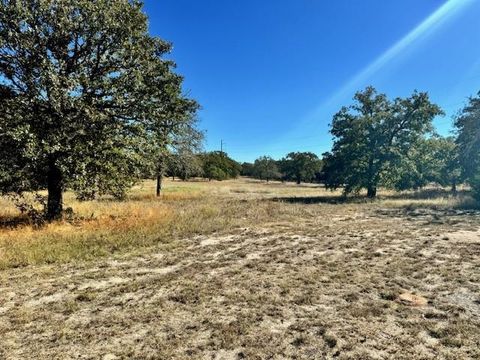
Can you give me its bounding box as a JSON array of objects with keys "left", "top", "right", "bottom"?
[
  {"left": 165, "top": 151, "right": 241, "bottom": 182},
  {"left": 241, "top": 152, "right": 323, "bottom": 184}
]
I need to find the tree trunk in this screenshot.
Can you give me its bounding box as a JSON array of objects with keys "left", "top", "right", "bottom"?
[
  {"left": 366, "top": 157, "right": 377, "bottom": 199},
  {"left": 46, "top": 160, "right": 63, "bottom": 221},
  {"left": 451, "top": 182, "right": 457, "bottom": 194},
  {"left": 156, "top": 175, "right": 162, "bottom": 197},
  {"left": 367, "top": 185, "right": 377, "bottom": 198},
  {"left": 296, "top": 179, "right": 301, "bottom": 185}
]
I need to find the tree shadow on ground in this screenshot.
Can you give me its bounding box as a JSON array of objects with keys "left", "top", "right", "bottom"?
[
  {"left": 270, "top": 195, "right": 364, "bottom": 205},
  {"left": 270, "top": 188, "right": 479, "bottom": 210},
  {"left": 383, "top": 188, "right": 469, "bottom": 201},
  {"left": 0, "top": 215, "right": 34, "bottom": 229},
  {"left": 373, "top": 206, "right": 480, "bottom": 229},
  {"left": 242, "top": 178, "right": 324, "bottom": 188}
]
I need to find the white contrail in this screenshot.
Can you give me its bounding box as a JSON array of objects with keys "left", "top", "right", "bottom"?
[
  {"left": 272, "top": 0, "right": 474, "bottom": 154},
  {"left": 320, "top": 0, "right": 474, "bottom": 109}
]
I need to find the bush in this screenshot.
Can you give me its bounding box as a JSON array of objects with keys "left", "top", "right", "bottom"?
[
  {"left": 208, "top": 166, "right": 228, "bottom": 181},
  {"left": 469, "top": 172, "right": 480, "bottom": 201},
  {"left": 201, "top": 152, "right": 241, "bottom": 181}
]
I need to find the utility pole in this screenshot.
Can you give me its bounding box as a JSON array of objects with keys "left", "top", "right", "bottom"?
[{"left": 220, "top": 139, "right": 224, "bottom": 155}]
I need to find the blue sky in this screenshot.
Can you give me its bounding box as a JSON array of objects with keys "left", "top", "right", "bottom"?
[{"left": 144, "top": 0, "right": 480, "bottom": 162}]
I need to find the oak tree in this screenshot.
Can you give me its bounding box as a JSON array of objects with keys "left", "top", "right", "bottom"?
[
  {"left": 323, "top": 87, "right": 442, "bottom": 197},
  {"left": 0, "top": 0, "right": 198, "bottom": 219}
]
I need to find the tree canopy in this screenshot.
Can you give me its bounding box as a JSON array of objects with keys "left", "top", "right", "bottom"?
[
  {"left": 240, "top": 162, "right": 255, "bottom": 177},
  {"left": 455, "top": 93, "right": 480, "bottom": 198},
  {"left": 323, "top": 87, "right": 443, "bottom": 197},
  {"left": 252, "top": 156, "right": 280, "bottom": 182},
  {"left": 455, "top": 93, "right": 480, "bottom": 179},
  {"left": 280, "top": 152, "right": 322, "bottom": 184},
  {"left": 0, "top": 0, "right": 198, "bottom": 219},
  {"left": 386, "top": 136, "right": 461, "bottom": 192},
  {"left": 201, "top": 152, "right": 241, "bottom": 181}
]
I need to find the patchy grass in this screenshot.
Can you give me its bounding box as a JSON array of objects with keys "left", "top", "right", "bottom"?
[
  {"left": 0, "top": 179, "right": 295, "bottom": 269},
  {"left": 0, "top": 178, "right": 479, "bottom": 359},
  {"left": 0, "top": 178, "right": 350, "bottom": 269}
]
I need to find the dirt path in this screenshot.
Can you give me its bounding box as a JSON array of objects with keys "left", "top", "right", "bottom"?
[{"left": 1, "top": 206, "right": 479, "bottom": 359}]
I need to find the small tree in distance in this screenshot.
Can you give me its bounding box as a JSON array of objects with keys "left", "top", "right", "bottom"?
[
  {"left": 154, "top": 121, "right": 204, "bottom": 196},
  {"left": 280, "top": 152, "right": 322, "bottom": 184},
  {"left": 252, "top": 156, "right": 280, "bottom": 182},
  {"left": 201, "top": 152, "right": 241, "bottom": 181},
  {"left": 240, "top": 162, "right": 255, "bottom": 177}
]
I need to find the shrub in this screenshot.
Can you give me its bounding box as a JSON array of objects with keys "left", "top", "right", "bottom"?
[{"left": 469, "top": 172, "right": 480, "bottom": 201}]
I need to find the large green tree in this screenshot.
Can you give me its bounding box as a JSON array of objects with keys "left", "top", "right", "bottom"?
[
  {"left": 0, "top": 0, "right": 196, "bottom": 219},
  {"left": 429, "top": 136, "right": 462, "bottom": 192},
  {"left": 323, "top": 87, "right": 443, "bottom": 197},
  {"left": 455, "top": 93, "right": 480, "bottom": 198},
  {"left": 455, "top": 93, "right": 480, "bottom": 178}
]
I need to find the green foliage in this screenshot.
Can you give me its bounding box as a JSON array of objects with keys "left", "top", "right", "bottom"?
[
  {"left": 430, "top": 137, "right": 462, "bottom": 190},
  {"left": 72, "top": 149, "right": 144, "bottom": 201},
  {"left": 324, "top": 87, "right": 443, "bottom": 197},
  {"left": 241, "top": 162, "right": 255, "bottom": 177},
  {"left": 387, "top": 137, "right": 461, "bottom": 191},
  {"left": 168, "top": 151, "right": 204, "bottom": 181},
  {"left": 147, "top": 88, "right": 202, "bottom": 193},
  {"left": 0, "top": 0, "right": 198, "bottom": 218},
  {"left": 207, "top": 166, "right": 228, "bottom": 181},
  {"left": 455, "top": 93, "right": 480, "bottom": 197},
  {"left": 469, "top": 171, "right": 480, "bottom": 201},
  {"left": 280, "top": 152, "right": 322, "bottom": 184},
  {"left": 201, "top": 152, "right": 241, "bottom": 181},
  {"left": 252, "top": 156, "right": 280, "bottom": 181}
]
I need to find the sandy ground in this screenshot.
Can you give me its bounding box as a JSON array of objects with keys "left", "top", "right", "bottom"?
[{"left": 1, "top": 188, "right": 480, "bottom": 359}]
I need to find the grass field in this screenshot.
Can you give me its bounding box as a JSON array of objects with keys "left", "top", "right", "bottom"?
[{"left": 1, "top": 178, "right": 479, "bottom": 359}]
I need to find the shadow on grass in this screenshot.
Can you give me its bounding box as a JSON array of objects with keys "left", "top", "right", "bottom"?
[
  {"left": 0, "top": 215, "right": 34, "bottom": 229},
  {"left": 271, "top": 188, "right": 479, "bottom": 209},
  {"left": 374, "top": 206, "right": 480, "bottom": 228},
  {"left": 270, "top": 195, "right": 365, "bottom": 205},
  {"left": 384, "top": 188, "right": 469, "bottom": 201},
  {"left": 242, "top": 178, "right": 324, "bottom": 188}
]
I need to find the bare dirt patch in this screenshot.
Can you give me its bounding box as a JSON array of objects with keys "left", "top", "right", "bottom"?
[{"left": 1, "top": 180, "right": 479, "bottom": 359}]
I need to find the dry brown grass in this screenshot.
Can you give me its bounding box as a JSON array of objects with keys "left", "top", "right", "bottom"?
[
  {"left": 0, "top": 178, "right": 475, "bottom": 269},
  {"left": 0, "top": 178, "right": 479, "bottom": 359},
  {"left": 0, "top": 178, "right": 326, "bottom": 268}
]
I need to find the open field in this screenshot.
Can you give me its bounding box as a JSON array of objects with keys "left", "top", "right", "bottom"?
[{"left": 1, "top": 178, "right": 479, "bottom": 359}]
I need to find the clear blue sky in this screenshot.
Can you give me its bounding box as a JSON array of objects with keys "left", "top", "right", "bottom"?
[{"left": 144, "top": 0, "right": 480, "bottom": 162}]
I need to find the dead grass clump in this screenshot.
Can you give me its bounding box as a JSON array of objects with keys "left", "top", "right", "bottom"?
[{"left": 396, "top": 292, "right": 428, "bottom": 307}]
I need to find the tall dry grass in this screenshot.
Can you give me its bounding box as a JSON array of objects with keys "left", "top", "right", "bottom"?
[
  {"left": 0, "top": 179, "right": 292, "bottom": 268},
  {"left": 0, "top": 178, "right": 475, "bottom": 269}
]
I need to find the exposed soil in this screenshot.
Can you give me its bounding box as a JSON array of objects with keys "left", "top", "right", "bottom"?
[{"left": 1, "top": 189, "right": 480, "bottom": 359}]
